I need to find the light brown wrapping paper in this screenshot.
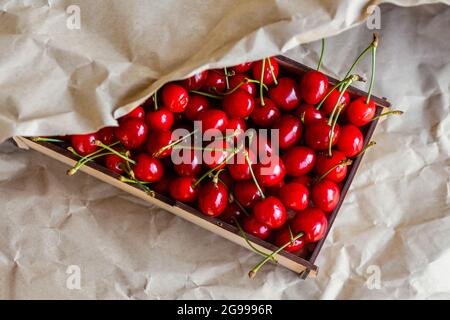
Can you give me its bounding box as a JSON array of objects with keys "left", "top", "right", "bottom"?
[{"left": 0, "top": 1, "right": 449, "bottom": 299}]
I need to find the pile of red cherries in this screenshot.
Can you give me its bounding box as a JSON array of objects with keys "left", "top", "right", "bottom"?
[{"left": 43, "top": 35, "right": 398, "bottom": 276}]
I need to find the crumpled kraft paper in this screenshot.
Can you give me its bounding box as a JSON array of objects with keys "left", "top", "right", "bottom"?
[
  {"left": 0, "top": 2, "right": 450, "bottom": 299},
  {"left": 0, "top": 0, "right": 447, "bottom": 142}
]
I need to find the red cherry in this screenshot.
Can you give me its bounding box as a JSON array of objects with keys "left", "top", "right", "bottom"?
[
  {"left": 161, "top": 83, "right": 189, "bottom": 113},
  {"left": 196, "top": 109, "right": 229, "bottom": 133},
  {"left": 300, "top": 71, "right": 329, "bottom": 105},
  {"left": 233, "top": 180, "right": 264, "bottom": 208},
  {"left": 114, "top": 118, "right": 148, "bottom": 150},
  {"left": 226, "top": 118, "right": 246, "bottom": 143},
  {"left": 290, "top": 175, "right": 313, "bottom": 189},
  {"left": 203, "top": 139, "right": 230, "bottom": 169},
  {"left": 278, "top": 183, "right": 309, "bottom": 211},
  {"left": 295, "top": 104, "right": 325, "bottom": 126},
  {"left": 291, "top": 208, "right": 328, "bottom": 242},
  {"left": 153, "top": 174, "right": 173, "bottom": 195},
  {"left": 184, "top": 94, "right": 210, "bottom": 121},
  {"left": 105, "top": 154, "right": 125, "bottom": 174},
  {"left": 203, "top": 69, "right": 227, "bottom": 93},
  {"left": 218, "top": 170, "right": 233, "bottom": 189},
  {"left": 337, "top": 124, "right": 364, "bottom": 158},
  {"left": 223, "top": 90, "right": 254, "bottom": 119},
  {"left": 250, "top": 98, "right": 281, "bottom": 128},
  {"left": 272, "top": 115, "right": 302, "bottom": 150},
  {"left": 198, "top": 182, "right": 229, "bottom": 217},
  {"left": 71, "top": 133, "right": 99, "bottom": 156},
  {"left": 266, "top": 179, "right": 285, "bottom": 197},
  {"left": 315, "top": 151, "right": 348, "bottom": 183},
  {"left": 173, "top": 149, "right": 202, "bottom": 176},
  {"left": 274, "top": 225, "right": 305, "bottom": 252},
  {"left": 304, "top": 119, "right": 340, "bottom": 151},
  {"left": 231, "top": 62, "right": 253, "bottom": 73},
  {"left": 346, "top": 97, "right": 376, "bottom": 127},
  {"left": 98, "top": 127, "right": 116, "bottom": 145},
  {"left": 169, "top": 176, "right": 199, "bottom": 203},
  {"left": 322, "top": 89, "right": 350, "bottom": 116},
  {"left": 252, "top": 58, "right": 279, "bottom": 86},
  {"left": 180, "top": 70, "right": 209, "bottom": 91},
  {"left": 120, "top": 106, "right": 145, "bottom": 121},
  {"left": 253, "top": 196, "right": 286, "bottom": 229},
  {"left": 311, "top": 179, "right": 340, "bottom": 212},
  {"left": 254, "top": 155, "right": 286, "bottom": 187},
  {"left": 282, "top": 146, "right": 316, "bottom": 176},
  {"left": 145, "top": 107, "right": 174, "bottom": 132},
  {"left": 220, "top": 202, "right": 244, "bottom": 224},
  {"left": 269, "top": 77, "right": 301, "bottom": 110},
  {"left": 228, "top": 148, "right": 255, "bottom": 181},
  {"left": 146, "top": 130, "right": 172, "bottom": 158},
  {"left": 133, "top": 154, "right": 164, "bottom": 183},
  {"left": 228, "top": 73, "right": 256, "bottom": 96},
  {"left": 242, "top": 215, "right": 271, "bottom": 240}
]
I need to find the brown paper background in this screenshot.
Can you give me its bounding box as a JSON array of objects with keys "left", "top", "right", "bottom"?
[{"left": 1, "top": 1, "right": 450, "bottom": 299}]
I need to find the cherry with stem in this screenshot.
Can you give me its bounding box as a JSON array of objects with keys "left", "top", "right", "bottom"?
[
  {"left": 316, "top": 159, "right": 353, "bottom": 183},
  {"left": 259, "top": 59, "right": 266, "bottom": 106},
  {"left": 232, "top": 217, "right": 274, "bottom": 260},
  {"left": 266, "top": 58, "right": 278, "bottom": 86},
  {"left": 94, "top": 140, "right": 136, "bottom": 164}
]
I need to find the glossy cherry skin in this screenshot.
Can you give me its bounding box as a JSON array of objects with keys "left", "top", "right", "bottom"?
[
  {"left": 269, "top": 77, "right": 301, "bottom": 110},
  {"left": 274, "top": 225, "right": 305, "bottom": 252},
  {"left": 337, "top": 124, "right": 364, "bottom": 158},
  {"left": 242, "top": 215, "right": 271, "bottom": 240},
  {"left": 282, "top": 146, "right": 316, "bottom": 176},
  {"left": 315, "top": 151, "right": 348, "bottom": 183},
  {"left": 161, "top": 83, "right": 189, "bottom": 113},
  {"left": 145, "top": 107, "right": 174, "bottom": 132},
  {"left": 295, "top": 104, "right": 325, "bottom": 126},
  {"left": 152, "top": 174, "right": 173, "bottom": 195},
  {"left": 291, "top": 208, "right": 328, "bottom": 243},
  {"left": 290, "top": 175, "right": 313, "bottom": 189},
  {"left": 322, "top": 89, "right": 350, "bottom": 116},
  {"left": 311, "top": 179, "right": 340, "bottom": 212},
  {"left": 184, "top": 94, "right": 210, "bottom": 121},
  {"left": 114, "top": 118, "right": 148, "bottom": 150},
  {"left": 346, "top": 97, "right": 376, "bottom": 127},
  {"left": 146, "top": 130, "right": 172, "bottom": 158},
  {"left": 180, "top": 70, "right": 209, "bottom": 91},
  {"left": 250, "top": 98, "right": 281, "bottom": 128},
  {"left": 133, "top": 154, "right": 164, "bottom": 183},
  {"left": 223, "top": 90, "right": 255, "bottom": 119},
  {"left": 173, "top": 149, "right": 202, "bottom": 176},
  {"left": 266, "top": 179, "right": 285, "bottom": 197},
  {"left": 198, "top": 182, "right": 229, "bottom": 217},
  {"left": 105, "top": 154, "right": 125, "bottom": 174},
  {"left": 228, "top": 73, "right": 256, "bottom": 96},
  {"left": 231, "top": 62, "right": 253, "bottom": 73},
  {"left": 98, "top": 127, "right": 116, "bottom": 145},
  {"left": 228, "top": 148, "right": 255, "bottom": 181},
  {"left": 253, "top": 196, "right": 287, "bottom": 229},
  {"left": 120, "top": 106, "right": 145, "bottom": 121},
  {"left": 203, "top": 69, "right": 227, "bottom": 94},
  {"left": 272, "top": 115, "right": 303, "bottom": 150},
  {"left": 233, "top": 180, "right": 264, "bottom": 208},
  {"left": 196, "top": 109, "right": 229, "bottom": 133},
  {"left": 278, "top": 182, "right": 309, "bottom": 211},
  {"left": 304, "top": 120, "right": 340, "bottom": 151},
  {"left": 169, "top": 176, "right": 199, "bottom": 203},
  {"left": 300, "top": 71, "right": 329, "bottom": 105},
  {"left": 220, "top": 202, "right": 244, "bottom": 224},
  {"left": 252, "top": 58, "right": 279, "bottom": 86},
  {"left": 71, "top": 133, "right": 99, "bottom": 156},
  {"left": 254, "top": 155, "right": 286, "bottom": 187}
]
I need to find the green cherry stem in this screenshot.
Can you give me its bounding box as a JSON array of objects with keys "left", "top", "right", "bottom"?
[
  {"left": 355, "top": 141, "right": 376, "bottom": 158},
  {"left": 120, "top": 176, "right": 155, "bottom": 196},
  {"left": 248, "top": 232, "right": 304, "bottom": 279},
  {"left": 223, "top": 78, "right": 268, "bottom": 96},
  {"left": 245, "top": 152, "right": 265, "bottom": 200},
  {"left": 267, "top": 58, "right": 278, "bottom": 86},
  {"left": 224, "top": 67, "right": 230, "bottom": 90},
  {"left": 327, "top": 76, "right": 362, "bottom": 126},
  {"left": 259, "top": 58, "right": 266, "bottom": 106},
  {"left": 193, "top": 150, "right": 238, "bottom": 188},
  {"left": 153, "top": 129, "right": 199, "bottom": 158},
  {"left": 232, "top": 218, "right": 273, "bottom": 260},
  {"left": 327, "top": 104, "right": 345, "bottom": 157},
  {"left": 216, "top": 176, "right": 250, "bottom": 217},
  {"left": 189, "top": 90, "right": 223, "bottom": 100},
  {"left": 371, "top": 110, "right": 404, "bottom": 121},
  {"left": 317, "top": 38, "right": 326, "bottom": 71},
  {"left": 366, "top": 44, "right": 377, "bottom": 104},
  {"left": 154, "top": 89, "right": 159, "bottom": 111},
  {"left": 316, "top": 75, "right": 355, "bottom": 111},
  {"left": 94, "top": 141, "right": 136, "bottom": 164},
  {"left": 316, "top": 159, "right": 353, "bottom": 183},
  {"left": 32, "top": 137, "right": 65, "bottom": 143},
  {"left": 67, "top": 151, "right": 113, "bottom": 176}
]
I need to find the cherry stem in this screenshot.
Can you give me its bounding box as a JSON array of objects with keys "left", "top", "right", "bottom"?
[
  {"left": 287, "top": 224, "right": 295, "bottom": 241},
  {"left": 259, "top": 59, "right": 266, "bottom": 106},
  {"left": 371, "top": 110, "right": 404, "bottom": 121},
  {"left": 316, "top": 75, "right": 357, "bottom": 111},
  {"left": 317, "top": 159, "right": 353, "bottom": 183},
  {"left": 266, "top": 58, "right": 278, "bottom": 86},
  {"left": 189, "top": 90, "right": 223, "bottom": 100},
  {"left": 32, "top": 137, "right": 65, "bottom": 143},
  {"left": 327, "top": 104, "right": 345, "bottom": 157},
  {"left": 67, "top": 151, "right": 113, "bottom": 176},
  {"left": 193, "top": 149, "right": 238, "bottom": 188},
  {"left": 153, "top": 129, "right": 199, "bottom": 158},
  {"left": 172, "top": 145, "right": 235, "bottom": 153},
  {"left": 224, "top": 67, "right": 230, "bottom": 90},
  {"left": 317, "top": 38, "right": 325, "bottom": 71},
  {"left": 216, "top": 176, "right": 250, "bottom": 216},
  {"left": 94, "top": 141, "right": 136, "bottom": 164},
  {"left": 68, "top": 141, "right": 120, "bottom": 162},
  {"left": 249, "top": 232, "right": 304, "bottom": 279},
  {"left": 223, "top": 78, "right": 267, "bottom": 96},
  {"left": 120, "top": 176, "right": 155, "bottom": 196},
  {"left": 366, "top": 45, "right": 377, "bottom": 104},
  {"left": 245, "top": 152, "right": 265, "bottom": 200},
  {"left": 67, "top": 147, "right": 82, "bottom": 158},
  {"left": 154, "top": 89, "right": 159, "bottom": 111},
  {"left": 124, "top": 151, "right": 135, "bottom": 179},
  {"left": 232, "top": 217, "right": 273, "bottom": 260},
  {"left": 355, "top": 141, "right": 376, "bottom": 158}
]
